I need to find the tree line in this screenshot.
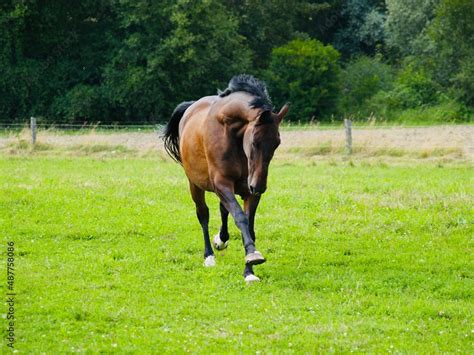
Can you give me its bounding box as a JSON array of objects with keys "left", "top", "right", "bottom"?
[{"left": 0, "top": 0, "right": 472, "bottom": 124}]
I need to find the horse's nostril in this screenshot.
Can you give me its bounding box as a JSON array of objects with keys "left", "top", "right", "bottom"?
[{"left": 249, "top": 185, "right": 255, "bottom": 194}]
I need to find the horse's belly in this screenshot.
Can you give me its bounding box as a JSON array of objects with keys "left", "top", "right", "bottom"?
[
  {"left": 181, "top": 139, "right": 213, "bottom": 191},
  {"left": 183, "top": 162, "right": 213, "bottom": 191}
]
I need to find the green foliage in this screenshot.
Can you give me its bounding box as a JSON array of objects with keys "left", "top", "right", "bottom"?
[
  {"left": 266, "top": 39, "right": 340, "bottom": 121},
  {"left": 384, "top": 0, "right": 440, "bottom": 57},
  {"left": 103, "top": 0, "right": 252, "bottom": 122},
  {"left": 427, "top": 0, "right": 474, "bottom": 106},
  {"left": 393, "top": 100, "right": 469, "bottom": 123},
  {"left": 51, "top": 85, "right": 106, "bottom": 123},
  {"left": 333, "top": 0, "right": 386, "bottom": 58},
  {"left": 452, "top": 58, "right": 474, "bottom": 106},
  {"left": 0, "top": 0, "right": 472, "bottom": 123},
  {"left": 338, "top": 55, "right": 394, "bottom": 117},
  {"left": 0, "top": 0, "right": 116, "bottom": 123},
  {"left": 223, "top": 1, "right": 339, "bottom": 71},
  {"left": 223, "top": 0, "right": 296, "bottom": 71},
  {"left": 369, "top": 92, "right": 468, "bottom": 123},
  {"left": 347, "top": 59, "right": 470, "bottom": 122},
  {"left": 389, "top": 64, "right": 441, "bottom": 109}
]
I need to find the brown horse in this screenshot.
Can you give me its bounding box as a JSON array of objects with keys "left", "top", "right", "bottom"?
[{"left": 163, "top": 75, "right": 288, "bottom": 282}]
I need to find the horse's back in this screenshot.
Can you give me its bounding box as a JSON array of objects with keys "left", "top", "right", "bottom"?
[{"left": 179, "top": 96, "right": 216, "bottom": 132}]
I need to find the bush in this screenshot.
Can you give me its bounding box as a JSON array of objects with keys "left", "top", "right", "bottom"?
[
  {"left": 427, "top": 0, "right": 474, "bottom": 106},
  {"left": 366, "top": 62, "right": 442, "bottom": 118},
  {"left": 452, "top": 57, "right": 474, "bottom": 106},
  {"left": 265, "top": 38, "right": 340, "bottom": 121},
  {"left": 338, "top": 55, "right": 394, "bottom": 118},
  {"left": 368, "top": 90, "right": 469, "bottom": 123},
  {"left": 394, "top": 100, "right": 469, "bottom": 123},
  {"left": 51, "top": 85, "right": 106, "bottom": 123},
  {"left": 393, "top": 63, "right": 440, "bottom": 108}
]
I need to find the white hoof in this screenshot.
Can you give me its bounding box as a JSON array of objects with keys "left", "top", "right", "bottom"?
[
  {"left": 213, "top": 233, "right": 229, "bottom": 251},
  {"left": 244, "top": 274, "right": 260, "bottom": 283},
  {"left": 203, "top": 255, "right": 216, "bottom": 267}
]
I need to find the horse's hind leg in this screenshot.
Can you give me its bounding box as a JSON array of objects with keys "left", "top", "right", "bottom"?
[
  {"left": 213, "top": 202, "right": 229, "bottom": 250},
  {"left": 189, "top": 182, "right": 214, "bottom": 266}
]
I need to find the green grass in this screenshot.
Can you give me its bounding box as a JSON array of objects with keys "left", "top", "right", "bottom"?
[{"left": 0, "top": 156, "right": 473, "bottom": 352}]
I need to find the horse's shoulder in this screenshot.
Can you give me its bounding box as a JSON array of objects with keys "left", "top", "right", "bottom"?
[{"left": 211, "top": 92, "right": 256, "bottom": 123}]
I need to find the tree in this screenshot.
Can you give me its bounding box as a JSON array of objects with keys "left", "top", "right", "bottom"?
[
  {"left": 266, "top": 38, "right": 340, "bottom": 121},
  {"left": 223, "top": 0, "right": 340, "bottom": 72},
  {"left": 384, "top": 0, "right": 440, "bottom": 57},
  {"left": 103, "top": 0, "right": 252, "bottom": 122},
  {"left": 0, "top": 0, "right": 117, "bottom": 123},
  {"left": 338, "top": 55, "right": 394, "bottom": 117},
  {"left": 333, "top": 0, "right": 386, "bottom": 58},
  {"left": 427, "top": 0, "right": 474, "bottom": 106}
]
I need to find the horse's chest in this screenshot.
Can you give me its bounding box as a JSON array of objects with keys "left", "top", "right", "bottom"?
[{"left": 220, "top": 150, "right": 248, "bottom": 179}]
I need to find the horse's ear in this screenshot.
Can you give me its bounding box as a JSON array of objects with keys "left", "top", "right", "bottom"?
[{"left": 275, "top": 104, "right": 289, "bottom": 124}]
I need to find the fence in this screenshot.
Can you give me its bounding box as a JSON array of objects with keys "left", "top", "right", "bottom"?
[
  {"left": 3, "top": 118, "right": 471, "bottom": 158},
  {"left": 5, "top": 117, "right": 356, "bottom": 156},
  {"left": 2, "top": 118, "right": 356, "bottom": 156},
  {"left": 0, "top": 121, "right": 162, "bottom": 132}
]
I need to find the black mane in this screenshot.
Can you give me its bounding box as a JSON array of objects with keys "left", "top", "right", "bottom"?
[{"left": 218, "top": 74, "right": 273, "bottom": 111}]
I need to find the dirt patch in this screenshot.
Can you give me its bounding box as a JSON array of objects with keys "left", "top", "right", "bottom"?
[{"left": 281, "top": 126, "right": 472, "bottom": 156}]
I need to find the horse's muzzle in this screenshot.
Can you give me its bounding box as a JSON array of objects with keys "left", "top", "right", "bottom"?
[{"left": 249, "top": 185, "right": 266, "bottom": 196}]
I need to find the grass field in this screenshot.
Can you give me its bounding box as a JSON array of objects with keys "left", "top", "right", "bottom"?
[{"left": 1, "top": 129, "right": 473, "bottom": 352}]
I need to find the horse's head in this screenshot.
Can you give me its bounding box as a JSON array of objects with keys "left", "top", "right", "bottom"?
[{"left": 243, "top": 105, "right": 289, "bottom": 196}]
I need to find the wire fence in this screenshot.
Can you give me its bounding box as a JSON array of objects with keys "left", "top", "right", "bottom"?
[
  {"left": 1, "top": 118, "right": 357, "bottom": 157},
  {"left": 2, "top": 119, "right": 471, "bottom": 160},
  {"left": 1, "top": 120, "right": 467, "bottom": 133},
  {"left": 0, "top": 122, "right": 164, "bottom": 132}
]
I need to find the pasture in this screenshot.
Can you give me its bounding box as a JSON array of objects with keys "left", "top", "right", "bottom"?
[{"left": 1, "top": 126, "right": 473, "bottom": 352}]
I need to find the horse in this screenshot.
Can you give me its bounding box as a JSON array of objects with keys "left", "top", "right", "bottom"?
[{"left": 163, "top": 74, "right": 288, "bottom": 282}]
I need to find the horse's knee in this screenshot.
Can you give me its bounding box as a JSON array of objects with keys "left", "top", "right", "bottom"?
[{"left": 234, "top": 213, "right": 248, "bottom": 227}]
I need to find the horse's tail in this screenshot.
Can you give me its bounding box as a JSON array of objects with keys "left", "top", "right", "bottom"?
[{"left": 162, "top": 101, "right": 195, "bottom": 163}]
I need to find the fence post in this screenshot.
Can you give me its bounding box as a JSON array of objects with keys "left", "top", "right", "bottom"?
[
  {"left": 344, "top": 119, "right": 352, "bottom": 155},
  {"left": 30, "top": 117, "right": 37, "bottom": 146}
]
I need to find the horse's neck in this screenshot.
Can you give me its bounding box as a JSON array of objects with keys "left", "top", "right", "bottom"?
[{"left": 215, "top": 97, "right": 257, "bottom": 138}]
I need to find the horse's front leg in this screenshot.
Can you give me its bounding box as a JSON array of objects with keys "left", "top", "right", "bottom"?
[
  {"left": 243, "top": 194, "right": 261, "bottom": 282},
  {"left": 214, "top": 178, "right": 266, "bottom": 267}
]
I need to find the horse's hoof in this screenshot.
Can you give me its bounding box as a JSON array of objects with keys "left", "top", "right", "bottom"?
[
  {"left": 244, "top": 274, "right": 260, "bottom": 283},
  {"left": 213, "top": 233, "right": 229, "bottom": 251},
  {"left": 245, "top": 251, "right": 266, "bottom": 265},
  {"left": 203, "top": 255, "right": 216, "bottom": 267}
]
